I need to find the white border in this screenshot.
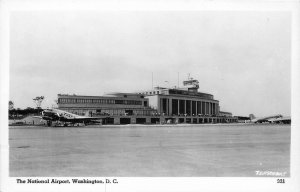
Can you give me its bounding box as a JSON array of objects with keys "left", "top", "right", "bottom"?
[{"left": 1, "top": 0, "right": 299, "bottom": 192}]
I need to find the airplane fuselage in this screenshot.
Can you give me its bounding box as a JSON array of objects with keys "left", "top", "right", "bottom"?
[{"left": 40, "top": 109, "right": 102, "bottom": 126}]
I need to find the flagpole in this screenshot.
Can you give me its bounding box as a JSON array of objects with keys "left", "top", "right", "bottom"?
[
  {"left": 177, "top": 72, "right": 179, "bottom": 88},
  {"left": 152, "top": 72, "right": 153, "bottom": 89}
]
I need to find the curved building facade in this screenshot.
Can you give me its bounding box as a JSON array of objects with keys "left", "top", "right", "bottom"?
[{"left": 57, "top": 78, "right": 237, "bottom": 124}]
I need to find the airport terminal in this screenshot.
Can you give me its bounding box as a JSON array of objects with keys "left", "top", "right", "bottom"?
[{"left": 57, "top": 77, "right": 238, "bottom": 124}]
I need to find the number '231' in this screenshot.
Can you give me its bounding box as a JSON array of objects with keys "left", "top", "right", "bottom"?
[{"left": 277, "top": 179, "right": 285, "bottom": 183}]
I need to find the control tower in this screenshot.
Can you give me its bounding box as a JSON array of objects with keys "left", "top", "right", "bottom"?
[{"left": 182, "top": 76, "right": 199, "bottom": 92}]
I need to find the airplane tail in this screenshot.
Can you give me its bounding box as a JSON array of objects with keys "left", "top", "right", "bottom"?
[{"left": 249, "top": 114, "right": 256, "bottom": 120}]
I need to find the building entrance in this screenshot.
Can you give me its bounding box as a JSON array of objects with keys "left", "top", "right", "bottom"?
[
  {"left": 120, "top": 118, "right": 131, "bottom": 124},
  {"left": 103, "top": 118, "right": 114, "bottom": 125},
  {"left": 136, "top": 118, "right": 146, "bottom": 124},
  {"left": 151, "top": 118, "right": 160, "bottom": 124}
]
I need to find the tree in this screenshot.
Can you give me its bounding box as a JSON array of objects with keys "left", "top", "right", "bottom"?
[{"left": 33, "top": 96, "right": 44, "bottom": 109}]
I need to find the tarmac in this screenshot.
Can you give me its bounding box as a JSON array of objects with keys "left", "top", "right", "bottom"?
[{"left": 9, "top": 124, "right": 290, "bottom": 177}]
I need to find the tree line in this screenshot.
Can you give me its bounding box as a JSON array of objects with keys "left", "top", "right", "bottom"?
[{"left": 9, "top": 98, "right": 44, "bottom": 119}]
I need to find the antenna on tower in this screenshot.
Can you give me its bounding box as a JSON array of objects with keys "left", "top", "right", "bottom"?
[
  {"left": 177, "top": 72, "right": 179, "bottom": 88},
  {"left": 152, "top": 72, "right": 153, "bottom": 89}
]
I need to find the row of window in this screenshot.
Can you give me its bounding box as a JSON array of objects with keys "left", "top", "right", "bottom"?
[
  {"left": 58, "top": 98, "right": 142, "bottom": 105},
  {"left": 67, "top": 109, "right": 155, "bottom": 116},
  {"left": 138, "top": 91, "right": 160, "bottom": 95},
  {"left": 167, "top": 99, "right": 219, "bottom": 115},
  {"left": 169, "top": 90, "right": 213, "bottom": 99}
]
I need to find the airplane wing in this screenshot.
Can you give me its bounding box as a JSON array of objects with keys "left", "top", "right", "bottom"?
[
  {"left": 72, "top": 116, "right": 102, "bottom": 121},
  {"left": 60, "top": 116, "right": 103, "bottom": 123},
  {"left": 73, "top": 116, "right": 101, "bottom": 119},
  {"left": 32, "top": 116, "right": 43, "bottom": 119}
]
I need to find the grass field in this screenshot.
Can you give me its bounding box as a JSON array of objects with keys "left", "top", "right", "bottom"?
[{"left": 9, "top": 124, "right": 290, "bottom": 177}]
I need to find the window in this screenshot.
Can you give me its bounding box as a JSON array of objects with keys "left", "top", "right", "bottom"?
[{"left": 115, "top": 100, "right": 124, "bottom": 104}]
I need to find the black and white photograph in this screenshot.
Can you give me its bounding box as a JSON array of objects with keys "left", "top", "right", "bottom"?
[{"left": 1, "top": 0, "right": 299, "bottom": 192}]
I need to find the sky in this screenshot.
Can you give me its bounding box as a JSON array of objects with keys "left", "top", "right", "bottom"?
[{"left": 9, "top": 11, "right": 291, "bottom": 117}]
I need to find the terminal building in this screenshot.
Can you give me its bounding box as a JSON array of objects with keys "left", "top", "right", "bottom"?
[{"left": 57, "top": 77, "right": 237, "bottom": 124}]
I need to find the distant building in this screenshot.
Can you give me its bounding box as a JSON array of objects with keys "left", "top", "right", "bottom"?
[
  {"left": 219, "top": 111, "right": 232, "bottom": 117},
  {"left": 57, "top": 93, "right": 156, "bottom": 116},
  {"left": 235, "top": 116, "right": 251, "bottom": 123},
  {"left": 57, "top": 77, "right": 237, "bottom": 124}
]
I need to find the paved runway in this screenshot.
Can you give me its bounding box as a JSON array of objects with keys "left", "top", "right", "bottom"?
[{"left": 9, "top": 124, "right": 290, "bottom": 177}]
